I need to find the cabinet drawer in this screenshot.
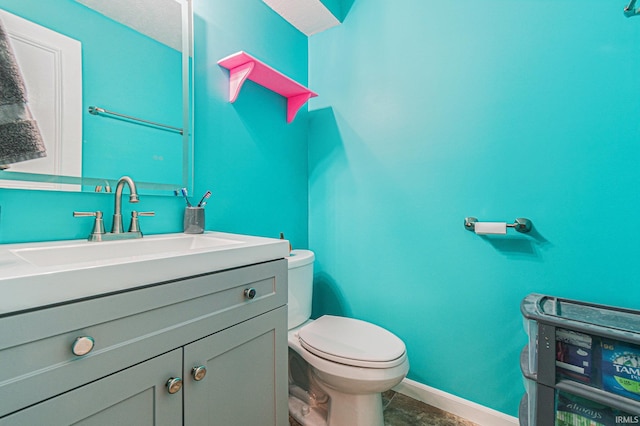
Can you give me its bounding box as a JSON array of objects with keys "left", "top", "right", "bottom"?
[{"left": 0, "top": 259, "right": 287, "bottom": 418}]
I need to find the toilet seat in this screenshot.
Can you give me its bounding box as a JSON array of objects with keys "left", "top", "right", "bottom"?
[{"left": 298, "top": 315, "right": 406, "bottom": 369}]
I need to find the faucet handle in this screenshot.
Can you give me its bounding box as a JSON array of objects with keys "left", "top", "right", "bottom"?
[
  {"left": 94, "top": 181, "right": 112, "bottom": 193},
  {"left": 73, "top": 211, "right": 105, "bottom": 240},
  {"left": 128, "top": 211, "right": 155, "bottom": 233}
]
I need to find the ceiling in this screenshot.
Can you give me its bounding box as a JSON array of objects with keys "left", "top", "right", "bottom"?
[
  {"left": 74, "top": 0, "right": 183, "bottom": 51},
  {"left": 262, "top": 0, "right": 340, "bottom": 36}
]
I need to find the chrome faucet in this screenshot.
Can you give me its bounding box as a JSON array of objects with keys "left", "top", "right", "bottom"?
[
  {"left": 111, "top": 176, "right": 139, "bottom": 234},
  {"left": 74, "top": 176, "right": 155, "bottom": 241}
]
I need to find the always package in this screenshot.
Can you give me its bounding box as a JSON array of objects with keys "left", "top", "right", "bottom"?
[{"left": 556, "top": 392, "right": 633, "bottom": 426}]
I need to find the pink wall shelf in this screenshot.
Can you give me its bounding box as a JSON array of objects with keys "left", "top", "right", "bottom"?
[{"left": 218, "top": 51, "right": 318, "bottom": 123}]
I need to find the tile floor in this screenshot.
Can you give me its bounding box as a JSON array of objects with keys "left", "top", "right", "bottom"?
[{"left": 289, "top": 390, "right": 480, "bottom": 426}]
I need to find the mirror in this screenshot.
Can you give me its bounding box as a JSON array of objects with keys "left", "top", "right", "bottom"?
[{"left": 0, "top": 0, "right": 192, "bottom": 195}]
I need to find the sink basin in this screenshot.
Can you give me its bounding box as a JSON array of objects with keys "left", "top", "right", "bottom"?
[
  {"left": 0, "top": 231, "right": 290, "bottom": 315},
  {"left": 11, "top": 233, "right": 243, "bottom": 267}
]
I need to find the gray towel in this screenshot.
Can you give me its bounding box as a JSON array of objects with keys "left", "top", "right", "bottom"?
[{"left": 0, "top": 16, "right": 46, "bottom": 167}]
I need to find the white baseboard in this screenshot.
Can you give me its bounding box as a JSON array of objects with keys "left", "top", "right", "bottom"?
[{"left": 392, "top": 378, "right": 519, "bottom": 426}]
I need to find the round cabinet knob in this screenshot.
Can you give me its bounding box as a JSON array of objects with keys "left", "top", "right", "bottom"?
[
  {"left": 166, "top": 377, "right": 183, "bottom": 394},
  {"left": 71, "top": 336, "right": 95, "bottom": 356},
  {"left": 191, "top": 365, "right": 207, "bottom": 381},
  {"left": 244, "top": 288, "right": 257, "bottom": 300}
]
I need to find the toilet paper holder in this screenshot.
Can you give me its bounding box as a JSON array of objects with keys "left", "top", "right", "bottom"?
[{"left": 464, "top": 217, "right": 532, "bottom": 233}]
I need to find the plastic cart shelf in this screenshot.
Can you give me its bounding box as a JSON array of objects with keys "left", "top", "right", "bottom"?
[{"left": 520, "top": 293, "right": 640, "bottom": 425}]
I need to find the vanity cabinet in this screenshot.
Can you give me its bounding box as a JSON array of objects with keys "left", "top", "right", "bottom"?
[
  {"left": 184, "top": 309, "right": 286, "bottom": 425},
  {"left": 1, "top": 349, "right": 184, "bottom": 425},
  {"left": 0, "top": 259, "right": 288, "bottom": 426}
]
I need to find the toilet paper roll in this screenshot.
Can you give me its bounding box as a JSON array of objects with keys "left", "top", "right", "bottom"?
[{"left": 474, "top": 222, "right": 507, "bottom": 235}]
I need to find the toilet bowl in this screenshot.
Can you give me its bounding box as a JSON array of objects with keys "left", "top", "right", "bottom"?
[{"left": 287, "top": 250, "right": 409, "bottom": 426}]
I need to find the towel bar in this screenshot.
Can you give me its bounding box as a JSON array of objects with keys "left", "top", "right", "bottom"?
[{"left": 88, "top": 106, "right": 183, "bottom": 135}]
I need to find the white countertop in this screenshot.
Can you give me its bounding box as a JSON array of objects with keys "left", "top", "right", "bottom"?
[{"left": 0, "top": 231, "right": 289, "bottom": 316}]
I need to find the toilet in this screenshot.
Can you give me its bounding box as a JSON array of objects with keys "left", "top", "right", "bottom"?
[{"left": 287, "top": 250, "right": 409, "bottom": 426}]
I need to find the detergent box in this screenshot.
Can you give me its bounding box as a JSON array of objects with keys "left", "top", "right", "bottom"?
[
  {"left": 601, "top": 339, "right": 640, "bottom": 402},
  {"left": 556, "top": 328, "right": 593, "bottom": 384}
]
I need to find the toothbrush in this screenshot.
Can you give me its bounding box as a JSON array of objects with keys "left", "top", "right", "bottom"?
[
  {"left": 197, "top": 190, "right": 212, "bottom": 207},
  {"left": 179, "top": 188, "right": 192, "bottom": 207}
]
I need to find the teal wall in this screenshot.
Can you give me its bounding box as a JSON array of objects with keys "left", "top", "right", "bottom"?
[
  {"left": 318, "top": 0, "right": 342, "bottom": 21},
  {"left": 308, "top": 0, "right": 640, "bottom": 416},
  {"left": 319, "top": 0, "right": 356, "bottom": 22},
  {"left": 0, "top": 0, "right": 309, "bottom": 247},
  {"left": 193, "top": 0, "right": 309, "bottom": 247}
]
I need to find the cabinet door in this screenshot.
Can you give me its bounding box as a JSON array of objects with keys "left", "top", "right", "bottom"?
[
  {"left": 0, "top": 349, "right": 183, "bottom": 426},
  {"left": 184, "top": 307, "right": 288, "bottom": 426}
]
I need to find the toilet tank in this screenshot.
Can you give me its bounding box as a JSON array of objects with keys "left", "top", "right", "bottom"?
[{"left": 287, "top": 249, "right": 315, "bottom": 330}]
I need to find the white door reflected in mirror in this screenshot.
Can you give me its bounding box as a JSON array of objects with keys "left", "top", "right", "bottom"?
[{"left": 0, "top": 9, "right": 82, "bottom": 191}]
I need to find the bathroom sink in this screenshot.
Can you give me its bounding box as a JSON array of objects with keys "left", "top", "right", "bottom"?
[
  {"left": 0, "top": 231, "right": 289, "bottom": 315},
  {"left": 11, "top": 233, "right": 243, "bottom": 267}
]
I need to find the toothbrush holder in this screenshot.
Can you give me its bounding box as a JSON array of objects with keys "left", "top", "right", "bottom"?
[{"left": 183, "top": 206, "right": 205, "bottom": 234}]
